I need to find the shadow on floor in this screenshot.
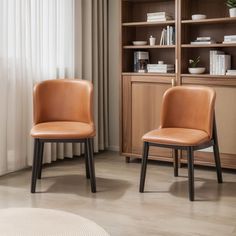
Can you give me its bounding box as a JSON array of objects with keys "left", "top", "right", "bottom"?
[
  {"left": 168, "top": 178, "right": 236, "bottom": 201},
  {"left": 37, "top": 174, "right": 131, "bottom": 200}
]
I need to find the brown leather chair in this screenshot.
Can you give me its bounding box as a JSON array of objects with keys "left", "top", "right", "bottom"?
[
  {"left": 30, "top": 79, "right": 96, "bottom": 193},
  {"left": 139, "top": 86, "right": 223, "bottom": 201}
]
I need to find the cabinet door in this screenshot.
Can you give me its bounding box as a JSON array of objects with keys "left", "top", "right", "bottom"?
[
  {"left": 181, "top": 80, "right": 236, "bottom": 169},
  {"left": 131, "top": 79, "right": 172, "bottom": 160}
]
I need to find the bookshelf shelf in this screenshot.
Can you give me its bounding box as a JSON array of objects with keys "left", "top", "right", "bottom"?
[
  {"left": 181, "top": 74, "right": 236, "bottom": 79},
  {"left": 123, "top": 45, "right": 175, "bottom": 49},
  {"left": 182, "top": 17, "right": 236, "bottom": 25},
  {"left": 122, "top": 72, "right": 176, "bottom": 77},
  {"left": 182, "top": 43, "right": 236, "bottom": 48},
  {"left": 122, "top": 20, "right": 175, "bottom": 27}
]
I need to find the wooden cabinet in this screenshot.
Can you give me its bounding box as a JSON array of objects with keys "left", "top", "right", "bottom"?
[
  {"left": 122, "top": 75, "right": 172, "bottom": 161},
  {"left": 120, "top": 0, "right": 236, "bottom": 169}
]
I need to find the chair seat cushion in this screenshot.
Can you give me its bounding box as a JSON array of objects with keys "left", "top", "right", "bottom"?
[
  {"left": 31, "top": 122, "right": 95, "bottom": 139},
  {"left": 142, "top": 128, "right": 210, "bottom": 146}
]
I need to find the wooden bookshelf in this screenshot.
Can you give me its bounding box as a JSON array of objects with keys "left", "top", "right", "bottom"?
[
  {"left": 182, "top": 17, "right": 236, "bottom": 25},
  {"left": 122, "top": 20, "right": 175, "bottom": 27},
  {"left": 122, "top": 72, "right": 176, "bottom": 77},
  {"left": 123, "top": 45, "right": 175, "bottom": 49},
  {"left": 120, "top": 0, "right": 236, "bottom": 169},
  {"left": 182, "top": 43, "right": 236, "bottom": 48}
]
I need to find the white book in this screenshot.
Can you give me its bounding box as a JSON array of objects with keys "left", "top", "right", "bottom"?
[
  {"left": 147, "top": 65, "right": 174, "bottom": 69},
  {"left": 160, "top": 30, "right": 164, "bottom": 45},
  {"left": 210, "top": 50, "right": 224, "bottom": 75},
  {"left": 191, "top": 41, "right": 214, "bottom": 44},
  {"left": 223, "top": 41, "right": 236, "bottom": 44},
  {"left": 217, "top": 55, "right": 224, "bottom": 75},
  {"left": 224, "top": 38, "right": 236, "bottom": 41},
  {"left": 223, "top": 55, "right": 231, "bottom": 75},
  {"left": 147, "top": 15, "right": 172, "bottom": 19},
  {"left": 215, "top": 54, "right": 230, "bottom": 75},
  {"left": 148, "top": 69, "right": 174, "bottom": 73},
  {"left": 227, "top": 70, "right": 236, "bottom": 73},
  {"left": 170, "top": 26, "right": 173, "bottom": 45},
  {"left": 165, "top": 29, "right": 168, "bottom": 45},
  {"left": 167, "top": 26, "right": 170, "bottom": 45},
  {"left": 224, "top": 35, "right": 236, "bottom": 39},
  {"left": 147, "top": 12, "right": 171, "bottom": 17},
  {"left": 197, "top": 37, "right": 212, "bottom": 41},
  {"left": 147, "top": 16, "right": 172, "bottom": 22}
]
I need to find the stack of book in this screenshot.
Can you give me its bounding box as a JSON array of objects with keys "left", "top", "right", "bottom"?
[
  {"left": 210, "top": 50, "right": 231, "bottom": 75},
  {"left": 191, "top": 37, "right": 215, "bottom": 45},
  {"left": 147, "top": 64, "right": 175, "bottom": 73},
  {"left": 223, "top": 35, "right": 236, "bottom": 44},
  {"left": 147, "top": 12, "right": 172, "bottom": 22},
  {"left": 226, "top": 70, "right": 236, "bottom": 76},
  {"left": 160, "top": 26, "right": 175, "bottom": 45}
]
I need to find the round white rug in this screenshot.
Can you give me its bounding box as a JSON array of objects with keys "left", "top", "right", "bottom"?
[{"left": 0, "top": 208, "right": 110, "bottom": 236}]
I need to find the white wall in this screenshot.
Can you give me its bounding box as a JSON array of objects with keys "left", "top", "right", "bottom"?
[{"left": 108, "top": 0, "right": 120, "bottom": 151}]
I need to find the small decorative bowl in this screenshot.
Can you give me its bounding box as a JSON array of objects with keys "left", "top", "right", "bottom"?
[
  {"left": 188, "top": 67, "right": 206, "bottom": 74},
  {"left": 191, "top": 14, "right": 207, "bottom": 20},
  {"left": 132, "top": 41, "right": 147, "bottom": 46}
]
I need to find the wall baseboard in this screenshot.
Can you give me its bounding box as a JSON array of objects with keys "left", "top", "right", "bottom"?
[{"left": 108, "top": 146, "right": 119, "bottom": 152}]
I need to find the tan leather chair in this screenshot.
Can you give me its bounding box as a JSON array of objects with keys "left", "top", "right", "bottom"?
[
  {"left": 30, "top": 79, "right": 96, "bottom": 193},
  {"left": 139, "top": 86, "right": 223, "bottom": 201}
]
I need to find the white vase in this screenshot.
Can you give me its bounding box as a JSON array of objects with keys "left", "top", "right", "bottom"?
[{"left": 229, "top": 8, "right": 236, "bottom": 17}]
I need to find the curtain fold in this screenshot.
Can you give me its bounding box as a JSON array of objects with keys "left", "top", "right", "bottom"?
[{"left": 75, "top": 0, "right": 109, "bottom": 152}]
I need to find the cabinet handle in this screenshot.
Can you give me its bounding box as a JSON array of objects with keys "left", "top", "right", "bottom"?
[
  {"left": 175, "top": 59, "right": 178, "bottom": 74},
  {"left": 172, "top": 78, "right": 175, "bottom": 87}
]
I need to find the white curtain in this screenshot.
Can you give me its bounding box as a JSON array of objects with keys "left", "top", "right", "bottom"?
[{"left": 0, "top": 0, "right": 75, "bottom": 175}]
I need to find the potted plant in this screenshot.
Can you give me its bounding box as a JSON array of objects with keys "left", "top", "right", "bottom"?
[
  {"left": 188, "top": 56, "right": 205, "bottom": 74},
  {"left": 226, "top": 0, "right": 236, "bottom": 17}
]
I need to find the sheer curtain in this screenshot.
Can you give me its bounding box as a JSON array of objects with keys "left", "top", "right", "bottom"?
[{"left": 0, "top": 0, "right": 75, "bottom": 175}]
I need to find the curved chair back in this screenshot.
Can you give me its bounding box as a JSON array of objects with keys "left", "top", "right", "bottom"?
[
  {"left": 33, "top": 79, "right": 94, "bottom": 125},
  {"left": 160, "top": 86, "right": 216, "bottom": 137}
]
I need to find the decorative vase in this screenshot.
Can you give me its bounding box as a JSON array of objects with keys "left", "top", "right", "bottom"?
[
  {"left": 188, "top": 67, "right": 205, "bottom": 74},
  {"left": 229, "top": 8, "right": 236, "bottom": 17}
]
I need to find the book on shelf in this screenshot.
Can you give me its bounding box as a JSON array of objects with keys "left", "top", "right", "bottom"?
[
  {"left": 147, "top": 17, "right": 172, "bottom": 22},
  {"left": 223, "top": 35, "right": 236, "bottom": 44},
  {"left": 147, "top": 12, "right": 173, "bottom": 22},
  {"left": 222, "top": 41, "right": 236, "bottom": 44},
  {"left": 224, "top": 35, "right": 236, "bottom": 40},
  {"left": 147, "top": 64, "right": 174, "bottom": 73},
  {"left": 160, "top": 26, "right": 175, "bottom": 45},
  {"left": 210, "top": 50, "right": 231, "bottom": 75},
  {"left": 196, "top": 37, "right": 212, "bottom": 41},
  {"left": 226, "top": 69, "right": 236, "bottom": 75},
  {"left": 191, "top": 37, "right": 215, "bottom": 45},
  {"left": 190, "top": 41, "right": 215, "bottom": 45}
]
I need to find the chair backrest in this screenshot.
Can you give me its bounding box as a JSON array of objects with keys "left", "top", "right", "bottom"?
[
  {"left": 33, "top": 79, "right": 94, "bottom": 125},
  {"left": 160, "top": 86, "right": 216, "bottom": 137}
]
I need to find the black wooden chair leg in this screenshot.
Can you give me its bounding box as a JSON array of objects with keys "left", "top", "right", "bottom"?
[
  {"left": 212, "top": 116, "right": 223, "bottom": 183},
  {"left": 31, "top": 139, "right": 40, "bottom": 193},
  {"left": 187, "top": 147, "right": 194, "bottom": 201},
  {"left": 37, "top": 141, "right": 44, "bottom": 179},
  {"left": 213, "top": 143, "right": 223, "bottom": 183},
  {"left": 86, "top": 138, "right": 96, "bottom": 193},
  {"left": 139, "top": 142, "right": 149, "bottom": 193},
  {"left": 174, "top": 149, "right": 178, "bottom": 177},
  {"left": 84, "top": 142, "right": 90, "bottom": 179}
]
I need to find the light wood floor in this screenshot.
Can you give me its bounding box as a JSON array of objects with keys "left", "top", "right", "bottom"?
[{"left": 0, "top": 151, "right": 236, "bottom": 236}]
